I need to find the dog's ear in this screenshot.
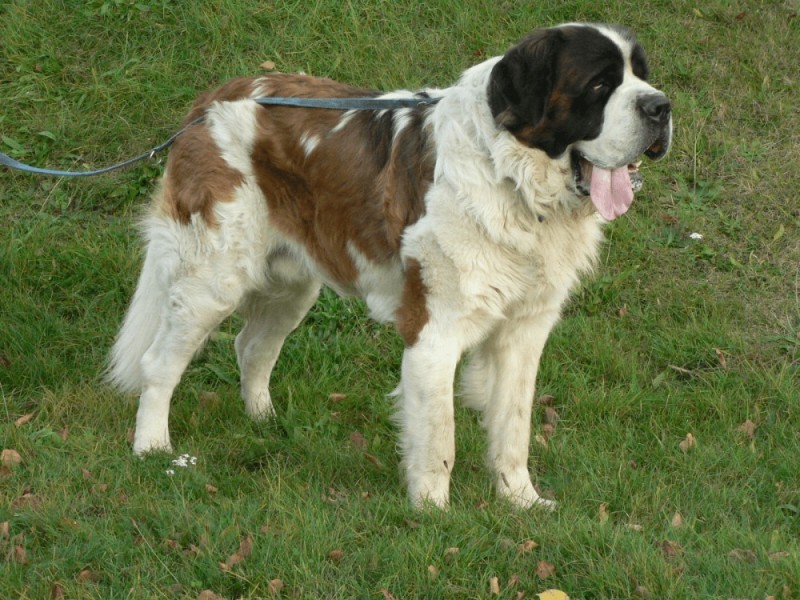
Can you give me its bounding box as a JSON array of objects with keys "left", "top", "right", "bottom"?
[{"left": 488, "top": 29, "right": 565, "bottom": 155}]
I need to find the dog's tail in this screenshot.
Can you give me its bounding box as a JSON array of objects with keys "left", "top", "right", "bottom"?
[{"left": 106, "top": 204, "right": 180, "bottom": 394}]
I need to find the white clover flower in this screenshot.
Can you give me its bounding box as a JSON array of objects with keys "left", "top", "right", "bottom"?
[
  {"left": 165, "top": 469, "right": 175, "bottom": 476},
  {"left": 689, "top": 232, "right": 703, "bottom": 240}
]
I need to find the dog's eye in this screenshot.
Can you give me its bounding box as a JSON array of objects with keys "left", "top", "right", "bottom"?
[{"left": 591, "top": 80, "right": 609, "bottom": 93}]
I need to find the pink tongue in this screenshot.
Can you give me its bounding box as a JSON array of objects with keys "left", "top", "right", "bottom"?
[{"left": 590, "top": 166, "right": 634, "bottom": 220}]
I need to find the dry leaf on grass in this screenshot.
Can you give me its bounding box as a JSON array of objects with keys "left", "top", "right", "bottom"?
[
  {"left": 350, "top": 431, "right": 367, "bottom": 450},
  {"left": 444, "top": 546, "right": 460, "bottom": 560},
  {"left": 728, "top": 548, "right": 757, "bottom": 563},
  {"left": 538, "top": 590, "right": 570, "bottom": 600},
  {"left": 671, "top": 512, "right": 683, "bottom": 528},
  {"left": 1, "top": 449, "right": 22, "bottom": 467},
  {"left": 544, "top": 407, "right": 560, "bottom": 427},
  {"left": 380, "top": 589, "right": 397, "bottom": 600},
  {"left": 679, "top": 433, "right": 696, "bottom": 453},
  {"left": 536, "top": 560, "right": 555, "bottom": 579},
  {"left": 489, "top": 576, "right": 500, "bottom": 595},
  {"left": 328, "top": 393, "right": 347, "bottom": 402},
  {"left": 51, "top": 583, "right": 65, "bottom": 599},
  {"left": 221, "top": 535, "right": 254, "bottom": 571},
  {"left": 736, "top": 420, "right": 757, "bottom": 439},
  {"left": 518, "top": 539, "right": 538, "bottom": 553},
  {"left": 14, "top": 544, "right": 27, "bottom": 564},
  {"left": 59, "top": 426, "right": 69, "bottom": 442},
  {"left": 427, "top": 564, "right": 439, "bottom": 579},
  {"left": 327, "top": 549, "right": 344, "bottom": 562},
  {"left": 1, "top": 521, "right": 9, "bottom": 538},
  {"left": 598, "top": 503, "right": 610, "bottom": 523},
  {"left": 260, "top": 60, "right": 276, "bottom": 71},
  {"left": 268, "top": 579, "right": 285, "bottom": 595},
  {"left": 77, "top": 569, "right": 96, "bottom": 582},
  {"left": 14, "top": 413, "right": 34, "bottom": 427},
  {"left": 197, "top": 591, "right": 222, "bottom": 600},
  {"left": 660, "top": 540, "right": 683, "bottom": 559},
  {"left": 205, "top": 483, "right": 218, "bottom": 494}
]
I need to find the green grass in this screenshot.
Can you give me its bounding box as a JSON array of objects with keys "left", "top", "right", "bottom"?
[{"left": 1, "top": 0, "right": 798, "bottom": 598}]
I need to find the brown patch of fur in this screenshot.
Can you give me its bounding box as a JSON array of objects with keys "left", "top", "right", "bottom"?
[
  {"left": 162, "top": 124, "right": 244, "bottom": 226},
  {"left": 248, "top": 74, "right": 433, "bottom": 284},
  {"left": 395, "top": 258, "right": 430, "bottom": 346}
]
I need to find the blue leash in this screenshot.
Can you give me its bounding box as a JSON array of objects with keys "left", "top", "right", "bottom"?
[{"left": 0, "top": 95, "right": 440, "bottom": 178}]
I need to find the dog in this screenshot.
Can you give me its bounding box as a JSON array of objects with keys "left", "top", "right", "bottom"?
[{"left": 108, "top": 23, "right": 672, "bottom": 509}]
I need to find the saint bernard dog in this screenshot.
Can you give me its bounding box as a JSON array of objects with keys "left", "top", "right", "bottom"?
[{"left": 109, "top": 23, "right": 672, "bottom": 509}]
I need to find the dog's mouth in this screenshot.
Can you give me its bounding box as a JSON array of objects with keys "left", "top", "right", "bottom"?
[
  {"left": 571, "top": 130, "right": 669, "bottom": 221},
  {"left": 571, "top": 152, "right": 643, "bottom": 220}
]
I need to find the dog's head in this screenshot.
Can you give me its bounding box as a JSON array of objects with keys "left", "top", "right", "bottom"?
[{"left": 488, "top": 24, "right": 672, "bottom": 219}]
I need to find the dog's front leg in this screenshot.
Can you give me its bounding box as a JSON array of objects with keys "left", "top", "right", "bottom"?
[
  {"left": 473, "top": 312, "right": 560, "bottom": 509},
  {"left": 396, "top": 333, "right": 460, "bottom": 509}
]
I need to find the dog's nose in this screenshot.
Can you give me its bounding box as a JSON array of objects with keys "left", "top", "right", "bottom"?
[{"left": 638, "top": 93, "right": 671, "bottom": 124}]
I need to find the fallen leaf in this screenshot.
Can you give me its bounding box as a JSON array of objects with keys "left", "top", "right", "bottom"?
[
  {"left": 660, "top": 540, "right": 683, "bottom": 559},
  {"left": 713, "top": 348, "right": 728, "bottom": 369},
  {"left": 82, "top": 469, "right": 92, "bottom": 480},
  {"left": 205, "top": 483, "right": 218, "bottom": 494},
  {"left": 260, "top": 60, "right": 276, "bottom": 71},
  {"left": 728, "top": 548, "right": 757, "bottom": 563},
  {"left": 671, "top": 512, "right": 683, "bottom": 528},
  {"left": 679, "top": 433, "right": 696, "bottom": 453},
  {"left": 1, "top": 522, "right": 9, "bottom": 538},
  {"left": 427, "top": 564, "right": 439, "bottom": 579},
  {"left": 238, "top": 535, "right": 253, "bottom": 558},
  {"left": 59, "top": 426, "right": 69, "bottom": 442},
  {"left": 51, "top": 583, "right": 65, "bottom": 599},
  {"left": 534, "top": 434, "right": 548, "bottom": 448},
  {"left": 363, "top": 452, "right": 384, "bottom": 468},
  {"left": 221, "top": 535, "right": 253, "bottom": 570},
  {"left": 768, "top": 551, "right": 790, "bottom": 560},
  {"left": 328, "top": 393, "right": 347, "bottom": 402},
  {"left": 380, "top": 589, "right": 397, "bottom": 600},
  {"left": 598, "top": 503, "right": 610, "bottom": 523},
  {"left": 518, "top": 539, "right": 538, "bottom": 553},
  {"left": 77, "top": 569, "right": 95, "bottom": 582},
  {"left": 737, "top": 420, "right": 757, "bottom": 439},
  {"left": 12, "top": 493, "right": 41, "bottom": 509},
  {"left": 618, "top": 304, "right": 629, "bottom": 317},
  {"left": 14, "top": 544, "right": 27, "bottom": 564},
  {"left": 350, "top": 431, "right": 367, "bottom": 450},
  {"left": 14, "top": 413, "right": 35, "bottom": 427},
  {"left": 544, "top": 407, "right": 560, "bottom": 427},
  {"left": 536, "top": 561, "right": 555, "bottom": 579},
  {"left": 185, "top": 544, "right": 201, "bottom": 557},
  {"left": 327, "top": 549, "right": 344, "bottom": 562},
  {"left": 489, "top": 576, "right": 500, "bottom": 595},
  {"left": 444, "top": 547, "right": 460, "bottom": 561},
  {"left": 1, "top": 449, "right": 22, "bottom": 467},
  {"left": 538, "top": 590, "right": 570, "bottom": 600},
  {"left": 197, "top": 591, "right": 222, "bottom": 600},
  {"left": 268, "top": 579, "right": 285, "bottom": 595}
]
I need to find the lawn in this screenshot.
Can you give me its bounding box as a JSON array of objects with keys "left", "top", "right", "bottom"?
[{"left": 1, "top": 1, "right": 798, "bottom": 598}]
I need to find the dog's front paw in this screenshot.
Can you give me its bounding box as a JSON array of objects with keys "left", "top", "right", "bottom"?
[
  {"left": 497, "top": 470, "right": 556, "bottom": 510},
  {"left": 132, "top": 429, "right": 172, "bottom": 456}
]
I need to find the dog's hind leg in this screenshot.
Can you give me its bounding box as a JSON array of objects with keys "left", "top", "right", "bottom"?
[
  {"left": 132, "top": 264, "right": 246, "bottom": 454},
  {"left": 235, "top": 274, "right": 320, "bottom": 419}
]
